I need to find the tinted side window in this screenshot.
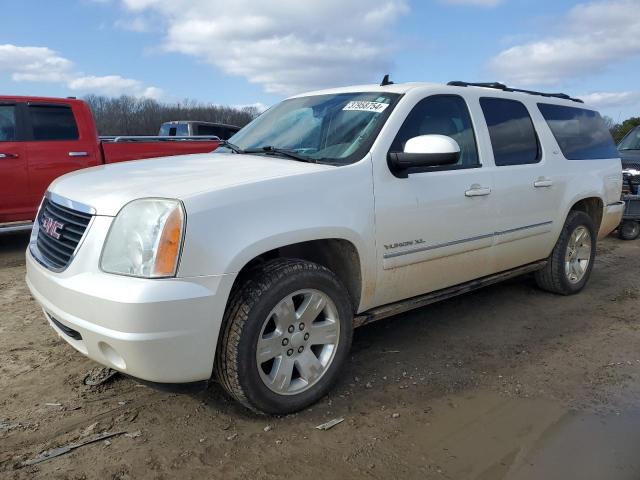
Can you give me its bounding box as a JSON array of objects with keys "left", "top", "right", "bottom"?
[
  {"left": 480, "top": 98, "right": 539, "bottom": 166},
  {"left": 28, "top": 105, "right": 79, "bottom": 141},
  {"left": 0, "top": 105, "right": 16, "bottom": 141},
  {"left": 197, "top": 125, "right": 231, "bottom": 138},
  {"left": 537, "top": 103, "right": 618, "bottom": 160},
  {"left": 195, "top": 124, "right": 218, "bottom": 136},
  {"left": 220, "top": 128, "right": 238, "bottom": 139},
  {"left": 390, "top": 95, "right": 479, "bottom": 167}
]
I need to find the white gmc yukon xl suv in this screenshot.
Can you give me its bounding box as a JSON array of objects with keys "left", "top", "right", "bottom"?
[{"left": 26, "top": 81, "right": 624, "bottom": 414}]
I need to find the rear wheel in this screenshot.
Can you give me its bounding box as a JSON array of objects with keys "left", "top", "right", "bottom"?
[
  {"left": 534, "top": 211, "right": 596, "bottom": 295},
  {"left": 215, "top": 259, "right": 353, "bottom": 415},
  {"left": 618, "top": 220, "right": 640, "bottom": 240}
]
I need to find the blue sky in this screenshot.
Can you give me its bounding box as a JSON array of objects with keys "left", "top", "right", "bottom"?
[{"left": 1, "top": 0, "right": 639, "bottom": 120}]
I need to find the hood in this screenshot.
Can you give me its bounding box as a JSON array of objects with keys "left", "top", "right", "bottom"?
[{"left": 49, "top": 152, "right": 333, "bottom": 216}]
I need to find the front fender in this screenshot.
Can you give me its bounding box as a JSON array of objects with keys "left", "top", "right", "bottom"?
[{"left": 177, "top": 159, "right": 377, "bottom": 308}]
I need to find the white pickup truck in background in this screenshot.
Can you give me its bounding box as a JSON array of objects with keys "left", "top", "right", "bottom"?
[{"left": 26, "top": 80, "right": 623, "bottom": 414}]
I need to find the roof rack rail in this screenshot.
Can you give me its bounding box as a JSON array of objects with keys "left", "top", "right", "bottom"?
[{"left": 447, "top": 81, "right": 583, "bottom": 103}]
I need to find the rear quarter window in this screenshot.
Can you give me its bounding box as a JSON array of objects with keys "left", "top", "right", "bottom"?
[{"left": 537, "top": 103, "right": 618, "bottom": 160}]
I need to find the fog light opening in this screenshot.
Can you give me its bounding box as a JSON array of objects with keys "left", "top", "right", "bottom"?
[{"left": 98, "top": 342, "right": 126, "bottom": 370}]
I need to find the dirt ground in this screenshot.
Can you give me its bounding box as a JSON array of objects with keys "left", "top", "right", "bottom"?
[{"left": 1, "top": 232, "right": 639, "bottom": 480}]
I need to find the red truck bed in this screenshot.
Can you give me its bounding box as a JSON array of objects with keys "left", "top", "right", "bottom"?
[{"left": 101, "top": 137, "right": 217, "bottom": 164}]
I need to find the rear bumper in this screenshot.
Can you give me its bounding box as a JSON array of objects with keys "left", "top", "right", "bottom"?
[
  {"left": 599, "top": 201, "right": 625, "bottom": 239},
  {"left": 26, "top": 249, "right": 234, "bottom": 383}
]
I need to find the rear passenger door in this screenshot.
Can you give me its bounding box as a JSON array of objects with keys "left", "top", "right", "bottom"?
[
  {"left": 25, "top": 103, "right": 97, "bottom": 207},
  {"left": 479, "top": 97, "right": 563, "bottom": 271}
]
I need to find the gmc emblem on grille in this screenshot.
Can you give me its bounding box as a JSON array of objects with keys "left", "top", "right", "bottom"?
[{"left": 41, "top": 216, "right": 64, "bottom": 239}]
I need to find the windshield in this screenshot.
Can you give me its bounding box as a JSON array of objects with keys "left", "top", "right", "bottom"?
[
  {"left": 219, "top": 92, "right": 400, "bottom": 164},
  {"left": 619, "top": 126, "right": 640, "bottom": 151}
]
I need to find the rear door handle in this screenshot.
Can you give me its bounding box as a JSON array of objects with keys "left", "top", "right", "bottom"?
[
  {"left": 534, "top": 178, "right": 553, "bottom": 188},
  {"left": 68, "top": 151, "right": 88, "bottom": 157},
  {"left": 465, "top": 186, "right": 491, "bottom": 197},
  {"left": 0, "top": 152, "right": 18, "bottom": 159}
]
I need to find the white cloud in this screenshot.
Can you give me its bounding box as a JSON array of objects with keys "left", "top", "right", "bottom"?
[
  {"left": 0, "top": 43, "right": 162, "bottom": 98},
  {"left": 115, "top": 0, "right": 409, "bottom": 96},
  {"left": 232, "top": 102, "right": 269, "bottom": 113},
  {"left": 0, "top": 44, "right": 72, "bottom": 83},
  {"left": 440, "top": 0, "right": 502, "bottom": 7},
  {"left": 489, "top": 0, "right": 640, "bottom": 86},
  {"left": 68, "top": 75, "right": 163, "bottom": 98},
  {"left": 580, "top": 91, "right": 640, "bottom": 109},
  {"left": 114, "top": 16, "right": 152, "bottom": 32}
]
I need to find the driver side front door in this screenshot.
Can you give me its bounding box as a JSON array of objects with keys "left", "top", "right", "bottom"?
[{"left": 371, "top": 94, "right": 497, "bottom": 307}]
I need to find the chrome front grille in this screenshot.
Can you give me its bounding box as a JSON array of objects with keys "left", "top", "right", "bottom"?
[{"left": 32, "top": 197, "right": 93, "bottom": 271}]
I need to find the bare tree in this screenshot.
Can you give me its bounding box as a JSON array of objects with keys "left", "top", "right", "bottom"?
[{"left": 84, "top": 95, "right": 260, "bottom": 136}]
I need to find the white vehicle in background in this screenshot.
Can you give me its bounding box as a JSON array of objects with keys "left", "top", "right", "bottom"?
[{"left": 26, "top": 78, "right": 623, "bottom": 414}]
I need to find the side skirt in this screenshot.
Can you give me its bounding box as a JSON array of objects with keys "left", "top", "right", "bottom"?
[{"left": 353, "top": 260, "right": 547, "bottom": 328}]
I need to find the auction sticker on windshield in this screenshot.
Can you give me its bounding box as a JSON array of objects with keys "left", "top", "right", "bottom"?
[{"left": 343, "top": 101, "right": 389, "bottom": 113}]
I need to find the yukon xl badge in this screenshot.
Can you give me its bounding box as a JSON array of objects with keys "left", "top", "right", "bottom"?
[
  {"left": 41, "top": 216, "right": 64, "bottom": 240},
  {"left": 384, "top": 238, "right": 425, "bottom": 250}
]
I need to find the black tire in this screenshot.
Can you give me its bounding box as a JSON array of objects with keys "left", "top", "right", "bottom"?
[
  {"left": 215, "top": 259, "right": 353, "bottom": 415},
  {"left": 618, "top": 220, "right": 640, "bottom": 241},
  {"left": 534, "top": 210, "right": 596, "bottom": 295}
]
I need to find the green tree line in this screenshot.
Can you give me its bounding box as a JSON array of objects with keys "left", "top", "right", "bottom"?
[{"left": 604, "top": 116, "right": 640, "bottom": 143}]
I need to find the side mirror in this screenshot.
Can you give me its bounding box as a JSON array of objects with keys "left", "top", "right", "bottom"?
[{"left": 388, "top": 134, "right": 461, "bottom": 175}]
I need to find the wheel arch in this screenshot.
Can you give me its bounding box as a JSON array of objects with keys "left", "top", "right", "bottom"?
[
  {"left": 227, "top": 234, "right": 366, "bottom": 314},
  {"left": 568, "top": 196, "right": 604, "bottom": 232}
]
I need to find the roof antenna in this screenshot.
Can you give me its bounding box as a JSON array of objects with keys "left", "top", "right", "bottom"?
[{"left": 380, "top": 74, "right": 394, "bottom": 86}]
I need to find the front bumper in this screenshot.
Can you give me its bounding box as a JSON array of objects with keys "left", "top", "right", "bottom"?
[
  {"left": 26, "top": 244, "right": 234, "bottom": 384},
  {"left": 599, "top": 201, "right": 625, "bottom": 239}
]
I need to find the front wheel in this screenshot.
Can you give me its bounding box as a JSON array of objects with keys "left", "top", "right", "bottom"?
[
  {"left": 534, "top": 211, "right": 596, "bottom": 295},
  {"left": 215, "top": 259, "right": 353, "bottom": 415}
]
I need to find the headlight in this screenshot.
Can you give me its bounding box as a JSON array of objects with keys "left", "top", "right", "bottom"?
[{"left": 100, "top": 198, "right": 185, "bottom": 278}]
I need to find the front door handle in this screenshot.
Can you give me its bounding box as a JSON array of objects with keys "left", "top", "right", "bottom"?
[
  {"left": 0, "top": 152, "right": 18, "bottom": 159},
  {"left": 465, "top": 185, "right": 491, "bottom": 197},
  {"left": 534, "top": 178, "right": 553, "bottom": 188},
  {"left": 68, "top": 151, "right": 88, "bottom": 157}
]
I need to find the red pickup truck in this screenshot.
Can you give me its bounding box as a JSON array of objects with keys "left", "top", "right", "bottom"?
[{"left": 0, "top": 96, "right": 221, "bottom": 231}]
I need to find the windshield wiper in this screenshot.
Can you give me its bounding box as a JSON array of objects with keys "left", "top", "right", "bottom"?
[
  {"left": 216, "top": 140, "right": 245, "bottom": 154},
  {"left": 244, "top": 146, "right": 316, "bottom": 163}
]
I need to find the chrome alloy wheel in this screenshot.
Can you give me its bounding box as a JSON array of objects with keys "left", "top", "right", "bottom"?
[
  {"left": 256, "top": 289, "right": 340, "bottom": 395},
  {"left": 565, "top": 225, "right": 592, "bottom": 284}
]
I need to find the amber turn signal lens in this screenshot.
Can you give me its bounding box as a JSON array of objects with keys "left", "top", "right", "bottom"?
[{"left": 152, "top": 206, "right": 184, "bottom": 277}]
